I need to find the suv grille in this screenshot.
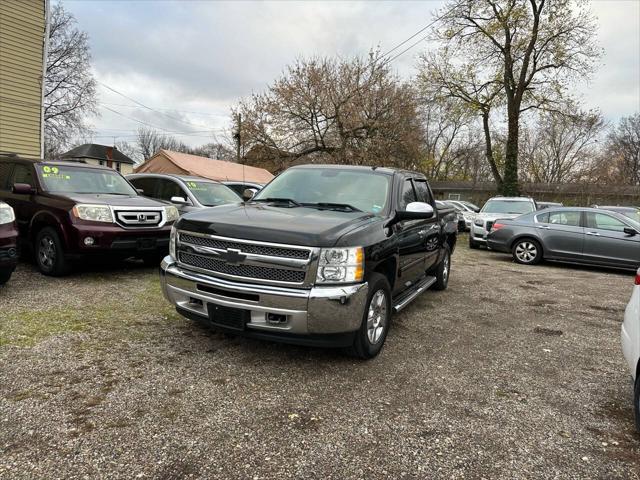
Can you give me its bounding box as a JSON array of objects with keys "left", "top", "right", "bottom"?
[
  {"left": 115, "top": 210, "right": 162, "bottom": 228},
  {"left": 179, "top": 233, "right": 309, "bottom": 259},
  {"left": 179, "top": 252, "right": 306, "bottom": 284}
]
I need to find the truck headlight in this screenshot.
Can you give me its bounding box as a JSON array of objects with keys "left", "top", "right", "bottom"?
[
  {"left": 72, "top": 204, "right": 113, "bottom": 223},
  {"left": 316, "top": 247, "right": 364, "bottom": 284},
  {"left": 164, "top": 205, "right": 179, "bottom": 223},
  {"left": 474, "top": 219, "right": 484, "bottom": 227},
  {"left": 0, "top": 203, "right": 15, "bottom": 225},
  {"left": 169, "top": 226, "right": 177, "bottom": 260}
]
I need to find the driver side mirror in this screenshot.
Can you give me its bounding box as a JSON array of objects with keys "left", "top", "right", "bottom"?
[
  {"left": 385, "top": 202, "right": 435, "bottom": 227},
  {"left": 12, "top": 183, "right": 35, "bottom": 195},
  {"left": 170, "top": 196, "right": 188, "bottom": 205},
  {"left": 242, "top": 188, "right": 257, "bottom": 201},
  {"left": 624, "top": 227, "right": 638, "bottom": 236}
]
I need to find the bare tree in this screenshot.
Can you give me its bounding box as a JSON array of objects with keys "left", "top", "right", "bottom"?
[
  {"left": 236, "top": 52, "right": 423, "bottom": 170},
  {"left": 520, "top": 108, "right": 604, "bottom": 183},
  {"left": 602, "top": 113, "right": 640, "bottom": 185},
  {"left": 44, "top": 2, "right": 97, "bottom": 158},
  {"left": 417, "top": 48, "right": 504, "bottom": 186},
  {"left": 433, "top": 0, "right": 601, "bottom": 195},
  {"left": 136, "top": 128, "right": 185, "bottom": 160}
]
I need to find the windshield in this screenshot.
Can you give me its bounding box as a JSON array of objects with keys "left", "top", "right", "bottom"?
[
  {"left": 253, "top": 168, "right": 391, "bottom": 214},
  {"left": 184, "top": 181, "right": 241, "bottom": 206},
  {"left": 38, "top": 165, "right": 137, "bottom": 195},
  {"left": 620, "top": 209, "right": 640, "bottom": 224},
  {"left": 481, "top": 200, "right": 535, "bottom": 215}
]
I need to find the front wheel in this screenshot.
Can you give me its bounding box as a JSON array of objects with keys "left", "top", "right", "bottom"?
[
  {"left": 35, "top": 227, "right": 70, "bottom": 276},
  {"left": 347, "top": 273, "right": 391, "bottom": 360},
  {"left": 634, "top": 376, "right": 640, "bottom": 432},
  {"left": 512, "top": 238, "right": 543, "bottom": 265}
]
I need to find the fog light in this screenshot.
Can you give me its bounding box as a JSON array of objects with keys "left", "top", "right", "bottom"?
[
  {"left": 84, "top": 236, "right": 95, "bottom": 246},
  {"left": 267, "top": 313, "right": 287, "bottom": 324},
  {"left": 7, "top": 248, "right": 17, "bottom": 258}
]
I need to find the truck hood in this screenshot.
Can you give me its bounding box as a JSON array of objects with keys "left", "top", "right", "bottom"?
[
  {"left": 176, "top": 203, "right": 379, "bottom": 247},
  {"left": 51, "top": 193, "right": 167, "bottom": 208}
]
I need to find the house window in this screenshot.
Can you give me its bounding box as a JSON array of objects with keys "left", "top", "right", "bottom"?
[
  {"left": 98, "top": 160, "right": 104, "bottom": 166},
  {"left": 448, "top": 193, "right": 461, "bottom": 200},
  {"left": 115, "top": 163, "right": 121, "bottom": 172}
]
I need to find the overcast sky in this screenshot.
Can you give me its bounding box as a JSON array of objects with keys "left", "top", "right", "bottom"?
[{"left": 65, "top": 0, "right": 640, "bottom": 148}]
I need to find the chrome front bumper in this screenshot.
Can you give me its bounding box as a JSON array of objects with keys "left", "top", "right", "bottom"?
[{"left": 160, "top": 257, "right": 369, "bottom": 335}]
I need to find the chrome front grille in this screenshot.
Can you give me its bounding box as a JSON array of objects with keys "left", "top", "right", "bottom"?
[
  {"left": 176, "top": 231, "right": 317, "bottom": 286},
  {"left": 179, "top": 252, "right": 306, "bottom": 283},
  {"left": 179, "top": 233, "right": 310, "bottom": 259},
  {"left": 115, "top": 209, "right": 162, "bottom": 228}
]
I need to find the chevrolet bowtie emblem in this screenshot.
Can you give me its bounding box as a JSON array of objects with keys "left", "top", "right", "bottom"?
[{"left": 218, "top": 248, "right": 246, "bottom": 265}]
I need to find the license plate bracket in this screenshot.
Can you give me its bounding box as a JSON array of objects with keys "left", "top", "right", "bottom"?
[{"left": 207, "top": 304, "right": 249, "bottom": 331}]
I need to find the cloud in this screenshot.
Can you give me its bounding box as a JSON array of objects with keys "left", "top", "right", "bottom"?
[{"left": 64, "top": 0, "right": 638, "bottom": 146}]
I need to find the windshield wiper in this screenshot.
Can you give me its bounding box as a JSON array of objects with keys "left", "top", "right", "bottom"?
[
  {"left": 305, "top": 202, "right": 362, "bottom": 212},
  {"left": 253, "top": 197, "right": 302, "bottom": 207}
]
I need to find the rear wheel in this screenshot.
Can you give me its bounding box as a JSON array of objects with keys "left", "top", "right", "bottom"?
[
  {"left": 511, "top": 238, "right": 543, "bottom": 265},
  {"left": 35, "top": 227, "right": 70, "bottom": 276},
  {"left": 432, "top": 246, "right": 451, "bottom": 291},
  {"left": 347, "top": 273, "right": 391, "bottom": 360},
  {"left": 0, "top": 268, "right": 12, "bottom": 285}
]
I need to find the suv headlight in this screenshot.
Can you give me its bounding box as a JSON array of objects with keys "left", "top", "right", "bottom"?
[
  {"left": 169, "top": 226, "right": 177, "bottom": 260},
  {"left": 72, "top": 204, "right": 113, "bottom": 223},
  {"left": 164, "top": 205, "right": 179, "bottom": 223},
  {"left": 0, "top": 203, "right": 15, "bottom": 225},
  {"left": 316, "top": 247, "right": 364, "bottom": 284}
]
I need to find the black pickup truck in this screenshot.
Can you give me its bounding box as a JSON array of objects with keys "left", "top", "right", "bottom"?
[{"left": 160, "top": 165, "right": 457, "bottom": 358}]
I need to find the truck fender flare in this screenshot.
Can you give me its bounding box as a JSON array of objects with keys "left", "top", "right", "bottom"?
[{"left": 29, "top": 210, "right": 69, "bottom": 248}]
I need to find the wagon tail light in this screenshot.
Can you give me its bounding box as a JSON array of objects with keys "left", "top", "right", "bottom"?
[
  {"left": 635, "top": 269, "right": 640, "bottom": 286},
  {"left": 491, "top": 222, "right": 506, "bottom": 232}
]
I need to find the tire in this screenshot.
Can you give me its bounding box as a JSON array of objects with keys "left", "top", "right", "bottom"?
[
  {"left": 0, "top": 268, "right": 12, "bottom": 285},
  {"left": 347, "top": 273, "right": 392, "bottom": 360},
  {"left": 635, "top": 376, "right": 640, "bottom": 433},
  {"left": 141, "top": 254, "right": 164, "bottom": 267},
  {"left": 35, "top": 227, "right": 70, "bottom": 276},
  {"left": 469, "top": 235, "right": 479, "bottom": 249},
  {"left": 511, "top": 238, "right": 543, "bottom": 265},
  {"left": 432, "top": 246, "right": 451, "bottom": 291}
]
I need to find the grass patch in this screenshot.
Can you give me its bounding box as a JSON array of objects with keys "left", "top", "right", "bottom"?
[{"left": 0, "top": 274, "right": 178, "bottom": 348}]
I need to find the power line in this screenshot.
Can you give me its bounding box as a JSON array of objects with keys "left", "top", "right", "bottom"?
[
  {"left": 97, "top": 81, "right": 215, "bottom": 129},
  {"left": 99, "top": 102, "right": 228, "bottom": 117},
  {"left": 101, "top": 105, "right": 214, "bottom": 135}
]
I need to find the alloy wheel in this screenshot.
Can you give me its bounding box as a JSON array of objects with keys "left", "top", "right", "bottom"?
[
  {"left": 39, "top": 236, "right": 56, "bottom": 269},
  {"left": 442, "top": 253, "right": 450, "bottom": 284},
  {"left": 515, "top": 241, "right": 537, "bottom": 263},
  {"left": 367, "top": 290, "right": 388, "bottom": 345}
]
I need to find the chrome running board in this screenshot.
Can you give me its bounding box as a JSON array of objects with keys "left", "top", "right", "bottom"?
[{"left": 392, "top": 275, "right": 437, "bottom": 313}]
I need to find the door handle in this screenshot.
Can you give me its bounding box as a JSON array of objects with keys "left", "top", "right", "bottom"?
[
  {"left": 537, "top": 225, "right": 551, "bottom": 230},
  {"left": 586, "top": 231, "right": 600, "bottom": 236}
]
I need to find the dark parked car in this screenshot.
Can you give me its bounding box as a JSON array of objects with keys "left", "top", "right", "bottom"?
[
  {"left": 441, "top": 201, "right": 468, "bottom": 231},
  {"left": 593, "top": 205, "right": 640, "bottom": 224},
  {"left": 223, "top": 181, "right": 264, "bottom": 200},
  {"left": 127, "top": 173, "right": 242, "bottom": 215},
  {"left": 0, "top": 156, "right": 179, "bottom": 276},
  {"left": 0, "top": 201, "right": 18, "bottom": 285},
  {"left": 487, "top": 207, "right": 640, "bottom": 270},
  {"left": 161, "top": 165, "right": 458, "bottom": 358}
]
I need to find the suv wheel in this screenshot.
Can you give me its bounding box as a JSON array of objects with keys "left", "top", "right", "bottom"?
[
  {"left": 35, "top": 227, "right": 70, "bottom": 276},
  {"left": 635, "top": 376, "right": 640, "bottom": 432},
  {"left": 512, "top": 238, "right": 543, "bottom": 265},
  {"left": 0, "top": 268, "right": 12, "bottom": 285},
  {"left": 347, "top": 273, "right": 391, "bottom": 359},
  {"left": 432, "top": 246, "right": 451, "bottom": 291}
]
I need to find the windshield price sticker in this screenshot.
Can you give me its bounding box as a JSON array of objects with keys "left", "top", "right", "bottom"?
[
  {"left": 186, "top": 181, "right": 206, "bottom": 192},
  {"left": 40, "top": 166, "right": 70, "bottom": 180}
]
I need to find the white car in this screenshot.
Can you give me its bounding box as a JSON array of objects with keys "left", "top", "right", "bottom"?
[
  {"left": 621, "top": 268, "right": 640, "bottom": 431},
  {"left": 469, "top": 197, "right": 537, "bottom": 249}
]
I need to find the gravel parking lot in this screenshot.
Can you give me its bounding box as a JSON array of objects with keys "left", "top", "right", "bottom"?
[{"left": 1, "top": 238, "right": 638, "bottom": 479}]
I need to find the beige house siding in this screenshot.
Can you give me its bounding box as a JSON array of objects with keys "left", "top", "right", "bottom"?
[{"left": 0, "top": 0, "right": 47, "bottom": 157}]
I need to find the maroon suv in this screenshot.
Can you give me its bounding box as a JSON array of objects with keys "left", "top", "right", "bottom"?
[
  {"left": 0, "top": 201, "right": 18, "bottom": 284},
  {"left": 0, "top": 156, "right": 179, "bottom": 276}
]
